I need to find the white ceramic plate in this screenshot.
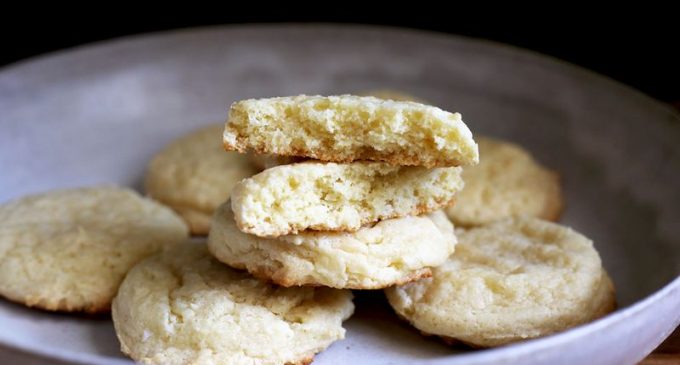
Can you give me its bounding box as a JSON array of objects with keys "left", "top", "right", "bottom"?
[{"left": 0, "top": 25, "right": 679, "bottom": 365}]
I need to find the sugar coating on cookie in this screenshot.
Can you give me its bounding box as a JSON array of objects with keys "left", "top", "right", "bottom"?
[
  {"left": 385, "top": 218, "right": 616, "bottom": 347},
  {"left": 446, "top": 137, "right": 563, "bottom": 226},
  {"left": 223, "top": 95, "right": 479, "bottom": 168},
  {"left": 0, "top": 187, "right": 188, "bottom": 312},
  {"left": 145, "top": 124, "right": 260, "bottom": 235},
  {"left": 208, "top": 202, "right": 457, "bottom": 289},
  {"left": 112, "top": 243, "right": 354, "bottom": 365},
  {"left": 231, "top": 161, "right": 464, "bottom": 237}
]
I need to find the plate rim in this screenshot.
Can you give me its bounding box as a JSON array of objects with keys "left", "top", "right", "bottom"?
[{"left": 3, "top": 22, "right": 679, "bottom": 120}]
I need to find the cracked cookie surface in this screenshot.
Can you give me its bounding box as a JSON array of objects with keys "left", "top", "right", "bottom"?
[
  {"left": 0, "top": 186, "right": 188, "bottom": 312},
  {"left": 112, "top": 242, "right": 354, "bottom": 365},
  {"left": 385, "top": 218, "right": 616, "bottom": 347}
]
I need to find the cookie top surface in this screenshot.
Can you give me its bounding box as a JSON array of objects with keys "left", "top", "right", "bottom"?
[
  {"left": 0, "top": 186, "right": 188, "bottom": 312},
  {"left": 223, "top": 95, "right": 479, "bottom": 168},
  {"left": 231, "top": 161, "right": 463, "bottom": 237},
  {"left": 145, "top": 124, "right": 260, "bottom": 234},
  {"left": 208, "top": 202, "right": 457, "bottom": 289},
  {"left": 446, "top": 137, "right": 563, "bottom": 226},
  {"left": 385, "top": 218, "right": 615, "bottom": 347},
  {"left": 112, "top": 242, "right": 354, "bottom": 365}
]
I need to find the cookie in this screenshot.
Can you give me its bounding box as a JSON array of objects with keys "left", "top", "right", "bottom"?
[
  {"left": 385, "top": 218, "right": 616, "bottom": 347},
  {"left": 112, "top": 242, "right": 354, "bottom": 365},
  {"left": 208, "top": 201, "right": 457, "bottom": 289},
  {"left": 231, "top": 161, "right": 464, "bottom": 237},
  {"left": 223, "top": 95, "right": 479, "bottom": 168},
  {"left": 145, "top": 124, "right": 260, "bottom": 235},
  {"left": 446, "top": 137, "right": 563, "bottom": 226},
  {"left": 0, "top": 187, "right": 188, "bottom": 312}
]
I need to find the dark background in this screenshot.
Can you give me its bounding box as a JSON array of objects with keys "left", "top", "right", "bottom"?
[{"left": 1, "top": 15, "right": 677, "bottom": 102}]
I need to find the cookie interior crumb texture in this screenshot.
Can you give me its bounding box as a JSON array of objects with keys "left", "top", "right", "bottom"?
[
  {"left": 223, "top": 95, "right": 479, "bottom": 168},
  {"left": 231, "top": 161, "right": 464, "bottom": 237}
]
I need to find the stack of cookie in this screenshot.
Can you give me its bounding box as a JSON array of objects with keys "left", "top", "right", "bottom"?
[
  {"left": 203, "top": 94, "right": 615, "bottom": 351},
  {"left": 206, "top": 95, "right": 479, "bottom": 290}
]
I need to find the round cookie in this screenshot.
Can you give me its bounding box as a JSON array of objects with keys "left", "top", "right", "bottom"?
[
  {"left": 208, "top": 201, "right": 457, "bottom": 289},
  {"left": 112, "top": 242, "right": 354, "bottom": 365},
  {"left": 0, "top": 186, "right": 188, "bottom": 313},
  {"left": 446, "top": 137, "right": 563, "bottom": 226},
  {"left": 385, "top": 218, "right": 616, "bottom": 347},
  {"left": 145, "top": 124, "right": 260, "bottom": 235}
]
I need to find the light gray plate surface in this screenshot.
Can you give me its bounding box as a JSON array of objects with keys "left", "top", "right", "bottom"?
[{"left": 0, "top": 25, "right": 678, "bottom": 365}]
